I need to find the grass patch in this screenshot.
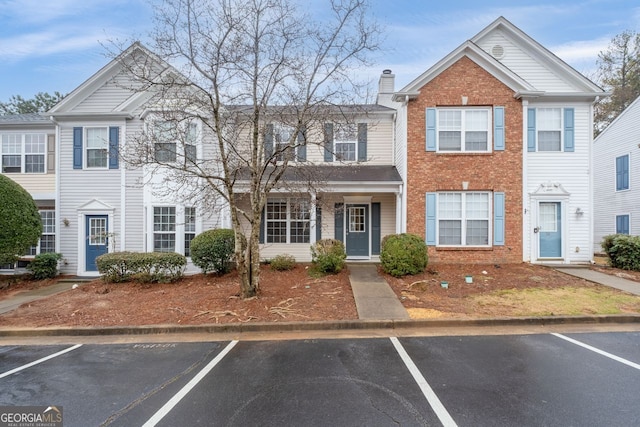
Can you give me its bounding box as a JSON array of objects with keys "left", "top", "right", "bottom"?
[{"left": 472, "top": 286, "right": 640, "bottom": 316}]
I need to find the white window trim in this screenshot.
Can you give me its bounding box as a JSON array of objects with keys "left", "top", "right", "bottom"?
[
  {"left": 153, "top": 206, "right": 177, "bottom": 253},
  {"left": 436, "top": 191, "right": 492, "bottom": 247},
  {"left": 436, "top": 108, "right": 493, "bottom": 153},
  {"left": 84, "top": 127, "right": 110, "bottom": 170},
  {"left": 1, "top": 133, "right": 47, "bottom": 174},
  {"left": 615, "top": 213, "right": 631, "bottom": 235},
  {"left": 265, "top": 198, "right": 311, "bottom": 244},
  {"left": 535, "top": 107, "right": 564, "bottom": 152}
]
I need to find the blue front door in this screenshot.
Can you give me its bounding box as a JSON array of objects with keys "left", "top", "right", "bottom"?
[
  {"left": 539, "top": 202, "right": 561, "bottom": 258},
  {"left": 86, "top": 215, "right": 108, "bottom": 271},
  {"left": 346, "top": 204, "right": 369, "bottom": 257}
]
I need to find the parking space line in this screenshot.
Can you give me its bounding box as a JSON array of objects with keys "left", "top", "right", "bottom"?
[
  {"left": 552, "top": 333, "right": 640, "bottom": 370},
  {"left": 0, "top": 344, "right": 82, "bottom": 379},
  {"left": 142, "top": 340, "right": 238, "bottom": 427},
  {"left": 390, "top": 337, "right": 458, "bottom": 427}
]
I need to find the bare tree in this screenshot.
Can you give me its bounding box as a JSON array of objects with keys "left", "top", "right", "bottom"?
[
  {"left": 594, "top": 30, "right": 640, "bottom": 135},
  {"left": 119, "top": 0, "right": 380, "bottom": 297}
]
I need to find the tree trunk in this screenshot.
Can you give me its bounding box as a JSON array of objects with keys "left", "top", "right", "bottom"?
[{"left": 235, "top": 218, "right": 261, "bottom": 299}]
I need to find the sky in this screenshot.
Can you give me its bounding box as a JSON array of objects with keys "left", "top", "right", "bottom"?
[{"left": 0, "top": 0, "right": 639, "bottom": 102}]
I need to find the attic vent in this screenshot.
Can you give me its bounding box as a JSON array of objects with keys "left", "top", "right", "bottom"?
[{"left": 491, "top": 44, "right": 505, "bottom": 59}]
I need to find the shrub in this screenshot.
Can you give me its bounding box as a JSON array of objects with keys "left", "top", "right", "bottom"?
[
  {"left": 380, "top": 233, "right": 428, "bottom": 277},
  {"left": 270, "top": 254, "right": 296, "bottom": 271},
  {"left": 0, "top": 175, "right": 42, "bottom": 265},
  {"left": 311, "top": 239, "right": 346, "bottom": 274},
  {"left": 26, "top": 252, "right": 63, "bottom": 280},
  {"left": 190, "top": 229, "right": 236, "bottom": 274},
  {"left": 96, "top": 251, "right": 186, "bottom": 283},
  {"left": 602, "top": 234, "right": 640, "bottom": 271}
]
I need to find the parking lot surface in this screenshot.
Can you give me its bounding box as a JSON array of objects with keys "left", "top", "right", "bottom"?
[{"left": 1, "top": 332, "right": 639, "bottom": 426}]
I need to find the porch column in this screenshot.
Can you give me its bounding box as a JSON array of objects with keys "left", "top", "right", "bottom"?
[{"left": 310, "top": 192, "right": 317, "bottom": 245}]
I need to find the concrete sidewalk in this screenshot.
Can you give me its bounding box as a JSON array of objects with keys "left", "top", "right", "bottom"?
[
  {"left": 554, "top": 267, "right": 640, "bottom": 296},
  {"left": 0, "top": 277, "right": 94, "bottom": 315},
  {"left": 348, "top": 264, "right": 409, "bottom": 320}
]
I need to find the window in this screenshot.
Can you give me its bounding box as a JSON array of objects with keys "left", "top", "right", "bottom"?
[
  {"left": 153, "top": 120, "right": 199, "bottom": 163},
  {"left": 334, "top": 124, "right": 357, "bottom": 161},
  {"left": 437, "top": 109, "right": 490, "bottom": 152},
  {"left": 265, "top": 198, "right": 310, "bottom": 244},
  {"left": 39, "top": 210, "right": 56, "bottom": 253},
  {"left": 1, "top": 133, "right": 46, "bottom": 173},
  {"left": 154, "top": 207, "right": 176, "bottom": 252},
  {"left": 184, "top": 207, "right": 196, "bottom": 257},
  {"left": 85, "top": 127, "right": 109, "bottom": 168},
  {"left": 616, "top": 154, "right": 629, "bottom": 191},
  {"left": 437, "top": 192, "right": 490, "bottom": 246},
  {"left": 616, "top": 215, "right": 630, "bottom": 235},
  {"left": 537, "top": 108, "right": 561, "bottom": 151},
  {"left": 273, "top": 124, "right": 295, "bottom": 162}
]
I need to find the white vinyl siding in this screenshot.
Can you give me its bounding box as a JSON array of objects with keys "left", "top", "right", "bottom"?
[{"left": 525, "top": 103, "right": 592, "bottom": 262}]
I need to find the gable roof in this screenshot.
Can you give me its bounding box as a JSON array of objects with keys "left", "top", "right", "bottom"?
[
  {"left": 594, "top": 94, "right": 640, "bottom": 143},
  {"left": 47, "top": 42, "right": 183, "bottom": 118},
  {"left": 394, "top": 16, "right": 607, "bottom": 102}
]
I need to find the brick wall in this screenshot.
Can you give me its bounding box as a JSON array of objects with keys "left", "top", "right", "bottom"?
[{"left": 406, "top": 56, "right": 523, "bottom": 264}]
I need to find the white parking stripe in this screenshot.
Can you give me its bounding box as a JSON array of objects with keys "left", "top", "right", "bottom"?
[
  {"left": 142, "top": 340, "right": 238, "bottom": 427},
  {"left": 552, "top": 333, "right": 640, "bottom": 370},
  {"left": 0, "top": 344, "right": 82, "bottom": 379},
  {"left": 390, "top": 337, "right": 458, "bottom": 427}
]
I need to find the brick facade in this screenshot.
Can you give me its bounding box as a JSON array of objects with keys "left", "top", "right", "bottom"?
[{"left": 406, "top": 56, "right": 523, "bottom": 263}]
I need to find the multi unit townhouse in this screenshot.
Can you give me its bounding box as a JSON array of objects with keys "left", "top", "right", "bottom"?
[
  {"left": 0, "top": 16, "right": 605, "bottom": 276},
  {"left": 593, "top": 95, "right": 640, "bottom": 251}
]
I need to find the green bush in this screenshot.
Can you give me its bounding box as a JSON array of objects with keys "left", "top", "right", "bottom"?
[
  {"left": 270, "top": 254, "right": 296, "bottom": 271},
  {"left": 96, "top": 251, "right": 186, "bottom": 283},
  {"left": 0, "top": 175, "right": 42, "bottom": 265},
  {"left": 190, "top": 229, "right": 236, "bottom": 274},
  {"left": 602, "top": 234, "right": 640, "bottom": 271},
  {"left": 311, "top": 239, "right": 346, "bottom": 274},
  {"left": 380, "top": 233, "right": 428, "bottom": 277},
  {"left": 26, "top": 252, "right": 63, "bottom": 280}
]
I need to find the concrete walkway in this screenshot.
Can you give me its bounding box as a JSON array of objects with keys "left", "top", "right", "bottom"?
[
  {"left": 348, "top": 264, "right": 409, "bottom": 320},
  {"left": 555, "top": 267, "right": 640, "bottom": 296},
  {"left": 0, "top": 277, "right": 94, "bottom": 315}
]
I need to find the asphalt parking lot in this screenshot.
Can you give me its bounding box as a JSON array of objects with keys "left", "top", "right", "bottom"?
[{"left": 1, "top": 332, "right": 639, "bottom": 426}]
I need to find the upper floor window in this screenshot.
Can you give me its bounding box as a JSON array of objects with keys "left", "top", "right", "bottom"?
[
  {"left": 1, "top": 133, "right": 46, "bottom": 174},
  {"left": 616, "top": 154, "right": 630, "bottom": 191},
  {"left": 527, "top": 107, "right": 574, "bottom": 152},
  {"left": 438, "top": 109, "right": 490, "bottom": 152},
  {"left": 86, "top": 127, "right": 109, "bottom": 168},
  {"left": 73, "top": 126, "right": 119, "bottom": 170},
  {"left": 153, "top": 121, "right": 198, "bottom": 164},
  {"left": 264, "top": 123, "right": 306, "bottom": 162},
  {"left": 323, "top": 122, "right": 367, "bottom": 162}
]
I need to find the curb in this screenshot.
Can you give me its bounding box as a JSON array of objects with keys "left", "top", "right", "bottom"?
[{"left": 1, "top": 314, "right": 639, "bottom": 337}]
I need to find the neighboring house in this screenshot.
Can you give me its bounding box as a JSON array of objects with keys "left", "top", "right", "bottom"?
[
  {"left": 249, "top": 104, "right": 403, "bottom": 261},
  {"left": 384, "top": 17, "right": 606, "bottom": 264},
  {"left": 593, "top": 95, "right": 640, "bottom": 252},
  {"left": 0, "top": 113, "right": 57, "bottom": 271},
  {"left": 47, "top": 43, "right": 223, "bottom": 276}
]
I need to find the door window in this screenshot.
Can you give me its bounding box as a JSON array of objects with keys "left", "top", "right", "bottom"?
[
  {"left": 539, "top": 203, "right": 558, "bottom": 232},
  {"left": 348, "top": 207, "right": 366, "bottom": 232},
  {"left": 89, "top": 217, "right": 107, "bottom": 245}
]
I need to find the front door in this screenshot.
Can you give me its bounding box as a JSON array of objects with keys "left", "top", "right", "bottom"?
[
  {"left": 86, "top": 215, "right": 108, "bottom": 271},
  {"left": 539, "top": 202, "right": 561, "bottom": 258},
  {"left": 346, "top": 204, "right": 369, "bottom": 257}
]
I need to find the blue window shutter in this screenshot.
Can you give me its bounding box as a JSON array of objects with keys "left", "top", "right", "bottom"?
[
  {"left": 324, "top": 123, "right": 333, "bottom": 162},
  {"left": 334, "top": 203, "right": 344, "bottom": 242},
  {"left": 259, "top": 207, "right": 265, "bottom": 244},
  {"left": 425, "top": 193, "right": 436, "bottom": 245},
  {"left": 563, "top": 108, "right": 574, "bottom": 152},
  {"left": 108, "top": 127, "right": 119, "bottom": 169},
  {"left": 315, "top": 205, "right": 322, "bottom": 241},
  {"left": 73, "top": 127, "right": 83, "bottom": 169},
  {"left": 426, "top": 108, "right": 436, "bottom": 151},
  {"left": 616, "top": 155, "right": 629, "bottom": 191},
  {"left": 264, "top": 124, "right": 273, "bottom": 160},
  {"left": 494, "top": 192, "right": 505, "bottom": 246},
  {"left": 357, "top": 123, "right": 367, "bottom": 161},
  {"left": 296, "top": 128, "right": 306, "bottom": 161},
  {"left": 494, "top": 106, "right": 505, "bottom": 151},
  {"left": 371, "top": 202, "right": 381, "bottom": 255},
  {"left": 527, "top": 108, "right": 536, "bottom": 152}
]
